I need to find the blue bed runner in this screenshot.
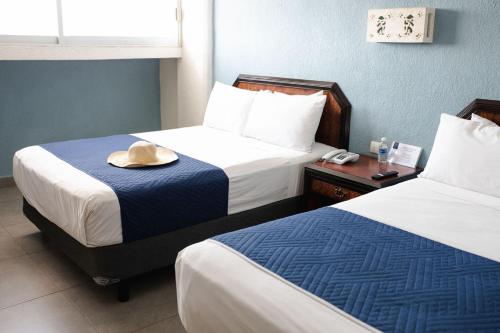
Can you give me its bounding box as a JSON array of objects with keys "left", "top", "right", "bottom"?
[
  {"left": 214, "top": 207, "right": 500, "bottom": 332},
  {"left": 41, "top": 135, "right": 229, "bottom": 243}
]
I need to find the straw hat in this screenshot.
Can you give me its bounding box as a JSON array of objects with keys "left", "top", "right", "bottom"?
[{"left": 107, "top": 141, "right": 178, "bottom": 168}]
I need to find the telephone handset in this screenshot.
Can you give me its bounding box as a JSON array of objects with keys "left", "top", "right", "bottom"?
[{"left": 321, "top": 149, "right": 360, "bottom": 165}]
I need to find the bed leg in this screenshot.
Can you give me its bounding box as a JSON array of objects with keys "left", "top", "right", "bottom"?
[
  {"left": 40, "top": 231, "right": 50, "bottom": 242},
  {"left": 117, "top": 280, "right": 130, "bottom": 302}
]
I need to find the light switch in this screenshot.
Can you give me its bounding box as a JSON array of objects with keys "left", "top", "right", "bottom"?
[{"left": 370, "top": 141, "right": 381, "bottom": 154}]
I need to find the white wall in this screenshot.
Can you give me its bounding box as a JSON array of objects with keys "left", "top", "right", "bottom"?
[
  {"left": 160, "top": 0, "right": 213, "bottom": 129},
  {"left": 160, "top": 58, "right": 178, "bottom": 129}
]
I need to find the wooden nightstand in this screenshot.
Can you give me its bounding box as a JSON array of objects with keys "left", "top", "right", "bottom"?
[{"left": 304, "top": 155, "right": 422, "bottom": 209}]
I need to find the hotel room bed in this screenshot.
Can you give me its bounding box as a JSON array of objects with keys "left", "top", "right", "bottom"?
[
  {"left": 13, "top": 75, "right": 351, "bottom": 298},
  {"left": 176, "top": 99, "right": 500, "bottom": 332},
  {"left": 176, "top": 178, "right": 500, "bottom": 332},
  {"left": 15, "top": 126, "right": 333, "bottom": 247}
]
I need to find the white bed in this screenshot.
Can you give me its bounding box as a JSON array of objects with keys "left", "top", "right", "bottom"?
[
  {"left": 13, "top": 126, "right": 333, "bottom": 247},
  {"left": 176, "top": 178, "right": 500, "bottom": 333}
]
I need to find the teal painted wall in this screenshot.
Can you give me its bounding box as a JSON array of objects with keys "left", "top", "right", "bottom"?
[
  {"left": 0, "top": 59, "right": 160, "bottom": 176},
  {"left": 214, "top": 0, "right": 500, "bottom": 165}
]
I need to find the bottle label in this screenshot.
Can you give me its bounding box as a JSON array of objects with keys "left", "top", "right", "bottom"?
[{"left": 379, "top": 146, "right": 388, "bottom": 163}]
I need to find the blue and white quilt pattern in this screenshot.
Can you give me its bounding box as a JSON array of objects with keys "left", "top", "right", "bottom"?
[
  {"left": 42, "top": 134, "right": 229, "bottom": 243},
  {"left": 214, "top": 207, "right": 500, "bottom": 332}
]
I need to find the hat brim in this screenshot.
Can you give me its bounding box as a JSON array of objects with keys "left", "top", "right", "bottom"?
[{"left": 107, "top": 148, "right": 179, "bottom": 168}]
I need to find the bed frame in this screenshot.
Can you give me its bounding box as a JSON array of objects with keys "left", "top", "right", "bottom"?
[
  {"left": 456, "top": 99, "right": 500, "bottom": 125},
  {"left": 22, "top": 75, "right": 351, "bottom": 301}
]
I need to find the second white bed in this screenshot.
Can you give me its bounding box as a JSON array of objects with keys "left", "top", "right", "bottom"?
[{"left": 176, "top": 178, "right": 500, "bottom": 333}]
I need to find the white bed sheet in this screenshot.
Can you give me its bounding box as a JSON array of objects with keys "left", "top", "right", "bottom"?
[
  {"left": 13, "top": 126, "right": 333, "bottom": 247},
  {"left": 176, "top": 178, "right": 500, "bottom": 333}
]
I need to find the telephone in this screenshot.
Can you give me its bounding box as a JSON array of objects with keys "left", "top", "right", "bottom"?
[{"left": 321, "top": 149, "right": 360, "bottom": 165}]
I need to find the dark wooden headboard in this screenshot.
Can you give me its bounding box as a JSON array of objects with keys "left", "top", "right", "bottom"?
[
  {"left": 233, "top": 74, "right": 352, "bottom": 149},
  {"left": 457, "top": 99, "right": 500, "bottom": 125}
]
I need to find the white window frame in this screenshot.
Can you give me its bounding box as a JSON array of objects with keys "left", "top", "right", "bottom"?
[{"left": 0, "top": 0, "right": 182, "bottom": 60}]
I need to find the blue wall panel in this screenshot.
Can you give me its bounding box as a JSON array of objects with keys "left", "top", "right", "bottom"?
[{"left": 0, "top": 59, "right": 160, "bottom": 176}]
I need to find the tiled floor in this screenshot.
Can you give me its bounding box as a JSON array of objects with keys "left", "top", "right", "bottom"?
[{"left": 0, "top": 185, "right": 186, "bottom": 333}]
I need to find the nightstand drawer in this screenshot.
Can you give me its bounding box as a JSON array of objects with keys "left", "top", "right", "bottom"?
[{"left": 310, "top": 179, "right": 362, "bottom": 202}]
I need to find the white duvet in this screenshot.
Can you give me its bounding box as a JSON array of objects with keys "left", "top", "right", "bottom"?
[
  {"left": 13, "top": 126, "right": 333, "bottom": 247},
  {"left": 176, "top": 178, "right": 500, "bottom": 333}
]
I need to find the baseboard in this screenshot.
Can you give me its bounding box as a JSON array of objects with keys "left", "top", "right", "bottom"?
[{"left": 0, "top": 176, "right": 15, "bottom": 188}]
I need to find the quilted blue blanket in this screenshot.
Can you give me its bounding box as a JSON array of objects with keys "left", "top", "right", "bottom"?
[
  {"left": 214, "top": 207, "right": 500, "bottom": 332},
  {"left": 42, "top": 135, "right": 229, "bottom": 243}
]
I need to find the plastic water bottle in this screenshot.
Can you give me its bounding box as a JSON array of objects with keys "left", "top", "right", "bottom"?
[{"left": 378, "top": 137, "right": 388, "bottom": 163}]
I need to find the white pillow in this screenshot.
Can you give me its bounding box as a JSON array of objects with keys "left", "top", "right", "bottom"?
[
  {"left": 203, "top": 82, "right": 257, "bottom": 135},
  {"left": 243, "top": 91, "right": 327, "bottom": 152},
  {"left": 471, "top": 113, "right": 498, "bottom": 126},
  {"left": 419, "top": 113, "right": 500, "bottom": 197}
]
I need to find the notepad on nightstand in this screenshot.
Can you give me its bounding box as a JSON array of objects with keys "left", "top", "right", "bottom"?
[{"left": 387, "top": 142, "right": 422, "bottom": 168}]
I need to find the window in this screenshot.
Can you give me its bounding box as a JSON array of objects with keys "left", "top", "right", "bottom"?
[
  {"left": 0, "top": 0, "right": 181, "bottom": 46},
  {"left": 0, "top": 0, "right": 58, "bottom": 42}
]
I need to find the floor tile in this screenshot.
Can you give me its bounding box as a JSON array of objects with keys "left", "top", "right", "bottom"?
[
  {"left": 0, "top": 186, "right": 21, "bottom": 203},
  {"left": 0, "top": 186, "right": 183, "bottom": 333},
  {"left": 5, "top": 221, "right": 52, "bottom": 254},
  {"left": 0, "top": 198, "right": 28, "bottom": 228},
  {"left": 63, "top": 268, "right": 178, "bottom": 333},
  {"left": 0, "top": 255, "right": 59, "bottom": 309},
  {"left": 0, "top": 292, "right": 95, "bottom": 333},
  {"left": 30, "top": 249, "right": 89, "bottom": 290},
  {"left": 0, "top": 226, "right": 25, "bottom": 261},
  {"left": 134, "top": 315, "right": 186, "bottom": 333}
]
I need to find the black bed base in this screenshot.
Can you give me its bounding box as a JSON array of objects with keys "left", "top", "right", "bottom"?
[{"left": 23, "top": 196, "right": 303, "bottom": 300}]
